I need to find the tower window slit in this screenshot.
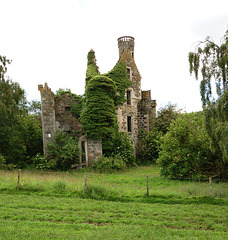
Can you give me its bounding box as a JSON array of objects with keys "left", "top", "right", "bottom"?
[
  {"left": 127, "top": 116, "right": 132, "bottom": 132},
  {"left": 127, "top": 90, "right": 131, "bottom": 105}
]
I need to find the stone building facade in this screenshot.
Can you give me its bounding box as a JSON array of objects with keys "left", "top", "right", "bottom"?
[
  {"left": 116, "top": 36, "right": 156, "bottom": 147},
  {"left": 38, "top": 83, "right": 82, "bottom": 155},
  {"left": 38, "top": 36, "right": 156, "bottom": 165}
]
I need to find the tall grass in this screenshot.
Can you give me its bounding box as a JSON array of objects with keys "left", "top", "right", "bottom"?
[{"left": 0, "top": 165, "right": 228, "bottom": 201}]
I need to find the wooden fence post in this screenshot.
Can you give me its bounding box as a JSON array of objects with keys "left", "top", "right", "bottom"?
[
  {"left": 209, "top": 177, "right": 212, "bottom": 198},
  {"left": 17, "top": 169, "right": 21, "bottom": 191},
  {"left": 147, "top": 175, "right": 149, "bottom": 197},
  {"left": 84, "top": 172, "right": 87, "bottom": 193}
]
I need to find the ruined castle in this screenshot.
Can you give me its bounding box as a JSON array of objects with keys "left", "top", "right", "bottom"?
[{"left": 38, "top": 36, "right": 156, "bottom": 166}]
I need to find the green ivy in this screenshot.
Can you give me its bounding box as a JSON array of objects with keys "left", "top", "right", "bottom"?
[
  {"left": 80, "top": 75, "right": 118, "bottom": 140},
  {"left": 86, "top": 49, "right": 99, "bottom": 85},
  {"left": 55, "top": 88, "right": 84, "bottom": 119},
  {"left": 103, "top": 61, "right": 131, "bottom": 106}
]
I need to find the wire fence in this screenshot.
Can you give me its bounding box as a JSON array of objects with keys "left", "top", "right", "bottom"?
[{"left": 1, "top": 169, "right": 228, "bottom": 199}]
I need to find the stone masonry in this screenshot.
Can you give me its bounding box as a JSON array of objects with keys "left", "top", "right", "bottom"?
[{"left": 39, "top": 36, "right": 156, "bottom": 164}]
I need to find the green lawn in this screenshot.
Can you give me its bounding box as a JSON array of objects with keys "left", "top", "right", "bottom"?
[{"left": 0, "top": 166, "right": 227, "bottom": 239}]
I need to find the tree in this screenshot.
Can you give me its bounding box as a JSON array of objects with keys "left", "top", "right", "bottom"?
[
  {"left": 151, "top": 104, "right": 182, "bottom": 135},
  {"left": 136, "top": 104, "right": 181, "bottom": 164},
  {"left": 157, "top": 113, "right": 216, "bottom": 178},
  {"left": 189, "top": 29, "right": 228, "bottom": 176},
  {"left": 0, "top": 57, "right": 27, "bottom": 165},
  {"left": 0, "top": 56, "right": 43, "bottom": 167}
]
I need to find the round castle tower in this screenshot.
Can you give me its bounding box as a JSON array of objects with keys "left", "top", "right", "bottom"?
[{"left": 118, "top": 36, "right": 135, "bottom": 58}]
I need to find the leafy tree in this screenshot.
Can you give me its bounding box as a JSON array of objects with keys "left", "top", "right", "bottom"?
[
  {"left": 189, "top": 29, "right": 228, "bottom": 176},
  {"left": 0, "top": 56, "right": 27, "bottom": 166},
  {"left": 22, "top": 114, "right": 43, "bottom": 163},
  {"left": 137, "top": 104, "right": 181, "bottom": 164},
  {"left": 151, "top": 104, "right": 182, "bottom": 135},
  {"left": 157, "top": 113, "right": 216, "bottom": 178},
  {"left": 0, "top": 56, "right": 43, "bottom": 167}
]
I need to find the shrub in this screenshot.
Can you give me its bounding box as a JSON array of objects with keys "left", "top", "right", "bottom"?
[
  {"left": 157, "top": 112, "right": 216, "bottom": 178},
  {"left": 92, "top": 155, "right": 126, "bottom": 173},
  {"left": 31, "top": 153, "right": 49, "bottom": 170},
  {"left": 136, "top": 129, "right": 161, "bottom": 164},
  {"left": 46, "top": 131, "right": 79, "bottom": 171},
  {"left": 112, "top": 132, "right": 135, "bottom": 166}
]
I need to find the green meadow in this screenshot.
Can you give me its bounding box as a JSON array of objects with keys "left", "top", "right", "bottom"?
[{"left": 0, "top": 166, "right": 227, "bottom": 239}]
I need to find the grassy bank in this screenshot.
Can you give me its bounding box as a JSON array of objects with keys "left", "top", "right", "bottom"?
[{"left": 0, "top": 165, "right": 227, "bottom": 239}]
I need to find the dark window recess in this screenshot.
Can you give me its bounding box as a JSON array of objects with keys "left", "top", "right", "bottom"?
[
  {"left": 127, "top": 68, "right": 131, "bottom": 79},
  {"left": 131, "top": 51, "right": 134, "bottom": 58},
  {"left": 65, "top": 106, "right": 71, "bottom": 111},
  {"left": 127, "top": 90, "right": 131, "bottom": 105},
  {"left": 127, "top": 116, "right": 132, "bottom": 132}
]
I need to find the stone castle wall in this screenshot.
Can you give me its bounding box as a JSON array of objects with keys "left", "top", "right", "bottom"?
[
  {"left": 39, "top": 36, "right": 157, "bottom": 163},
  {"left": 38, "top": 83, "right": 56, "bottom": 155},
  {"left": 54, "top": 95, "right": 82, "bottom": 136}
]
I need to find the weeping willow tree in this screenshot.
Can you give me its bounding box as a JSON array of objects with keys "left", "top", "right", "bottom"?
[{"left": 188, "top": 28, "right": 228, "bottom": 177}]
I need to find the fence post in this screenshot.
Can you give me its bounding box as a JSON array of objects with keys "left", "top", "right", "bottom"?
[
  {"left": 17, "top": 169, "right": 21, "bottom": 191},
  {"left": 209, "top": 177, "right": 212, "bottom": 198},
  {"left": 147, "top": 175, "right": 149, "bottom": 197},
  {"left": 84, "top": 172, "right": 87, "bottom": 193}
]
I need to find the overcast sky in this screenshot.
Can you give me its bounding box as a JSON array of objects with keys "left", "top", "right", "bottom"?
[{"left": 1, "top": 0, "right": 228, "bottom": 112}]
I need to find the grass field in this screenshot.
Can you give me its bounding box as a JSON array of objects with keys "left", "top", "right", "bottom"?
[{"left": 0, "top": 165, "right": 227, "bottom": 239}]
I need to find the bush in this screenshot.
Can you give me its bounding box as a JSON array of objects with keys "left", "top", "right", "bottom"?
[
  {"left": 136, "top": 129, "right": 161, "bottom": 164},
  {"left": 0, "top": 154, "right": 6, "bottom": 169},
  {"left": 46, "top": 131, "right": 79, "bottom": 171},
  {"left": 31, "top": 153, "right": 49, "bottom": 170},
  {"left": 92, "top": 155, "right": 126, "bottom": 173},
  {"left": 157, "top": 112, "right": 215, "bottom": 178}
]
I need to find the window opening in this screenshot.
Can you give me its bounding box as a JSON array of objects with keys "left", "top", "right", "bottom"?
[
  {"left": 127, "top": 90, "right": 131, "bottom": 105},
  {"left": 65, "top": 106, "right": 71, "bottom": 111},
  {"left": 127, "top": 116, "right": 132, "bottom": 132},
  {"left": 127, "top": 67, "right": 131, "bottom": 79}
]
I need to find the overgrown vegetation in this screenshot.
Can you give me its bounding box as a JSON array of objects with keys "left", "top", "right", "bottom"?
[
  {"left": 157, "top": 112, "right": 215, "bottom": 178},
  {"left": 188, "top": 28, "right": 228, "bottom": 178},
  {"left": 137, "top": 104, "right": 181, "bottom": 164},
  {"left": 0, "top": 56, "right": 43, "bottom": 169},
  {"left": 46, "top": 131, "right": 79, "bottom": 171}
]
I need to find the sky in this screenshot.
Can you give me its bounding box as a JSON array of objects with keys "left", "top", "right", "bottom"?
[{"left": 1, "top": 0, "right": 228, "bottom": 112}]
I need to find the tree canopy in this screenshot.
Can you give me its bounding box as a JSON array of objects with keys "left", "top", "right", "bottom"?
[
  {"left": 188, "top": 29, "right": 228, "bottom": 176},
  {"left": 0, "top": 56, "right": 42, "bottom": 168}
]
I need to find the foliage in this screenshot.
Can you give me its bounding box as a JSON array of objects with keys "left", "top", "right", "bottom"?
[
  {"left": 91, "top": 155, "right": 127, "bottom": 173},
  {"left": 151, "top": 104, "right": 182, "bottom": 135},
  {"left": 103, "top": 61, "right": 131, "bottom": 105},
  {"left": 136, "top": 129, "right": 161, "bottom": 164},
  {"left": 0, "top": 57, "right": 27, "bottom": 165},
  {"left": 188, "top": 29, "right": 227, "bottom": 105},
  {"left": 31, "top": 153, "right": 49, "bottom": 170},
  {"left": 0, "top": 56, "right": 43, "bottom": 167},
  {"left": 189, "top": 29, "right": 228, "bottom": 173},
  {"left": 157, "top": 112, "right": 217, "bottom": 178},
  {"left": 55, "top": 88, "right": 84, "bottom": 119},
  {"left": 46, "top": 131, "right": 79, "bottom": 170},
  {"left": 27, "top": 100, "right": 41, "bottom": 116},
  {"left": 22, "top": 114, "right": 43, "bottom": 163},
  {"left": 137, "top": 104, "right": 181, "bottom": 164},
  {"left": 110, "top": 132, "right": 135, "bottom": 166},
  {"left": 80, "top": 75, "right": 118, "bottom": 140},
  {"left": 85, "top": 49, "right": 100, "bottom": 85}
]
